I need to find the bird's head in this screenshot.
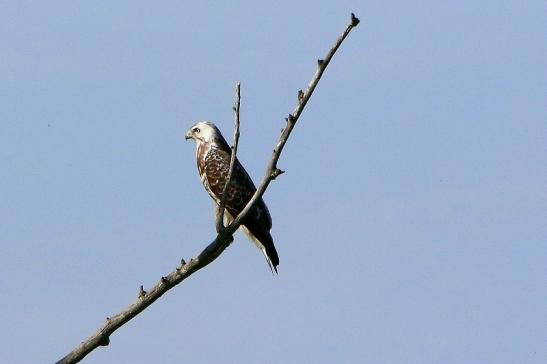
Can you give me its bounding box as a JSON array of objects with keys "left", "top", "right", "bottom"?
[{"left": 185, "top": 121, "right": 219, "bottom": 144}]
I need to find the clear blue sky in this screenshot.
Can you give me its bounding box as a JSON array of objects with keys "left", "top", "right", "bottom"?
[{"left": 1, "top": 1, "right": 545, "bottom": 363}]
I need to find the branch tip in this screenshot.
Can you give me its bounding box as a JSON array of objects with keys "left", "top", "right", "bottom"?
[{"left": 351, "top": 13, "right": 360, "bottom": 27}]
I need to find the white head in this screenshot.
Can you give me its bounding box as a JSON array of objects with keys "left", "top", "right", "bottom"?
[{"left": 185, "top": 121, "right": 220, "bottom": 144}]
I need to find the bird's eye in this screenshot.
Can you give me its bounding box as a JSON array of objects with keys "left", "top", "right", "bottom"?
[{"left": 193, "top": 127, "right": 200, "bottom": 133}]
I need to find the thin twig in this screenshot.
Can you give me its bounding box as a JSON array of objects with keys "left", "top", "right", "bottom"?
[
  {"left": 216, "top": 82, "right": 241, "bottom": 233},
  {"left": 55, "top": 13, "right": 359, "bottom": 364}
]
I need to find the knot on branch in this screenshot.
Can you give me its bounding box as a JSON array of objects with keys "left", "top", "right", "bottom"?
[
  {"left": 176, "top": 258, "right": 187, "bottom": 272},
  {"left": 271, "top": 168, "right": 285, "bottom": 179},
  {"left": 221, "top": 234, "right": 234, "bottom": 245},
  {"left": 317, "top": 59, "right": 325, "bottom": 67},
  {"left": 99, "top": 336, "right": 110, "bottom": 347},
  {"left": 216, "top": 233, "right": 234, "bottom": 247},
  {"left": 298, "top": 90, "right": 304, "bottom": 104},
  {"left": 138, "top": 285, "right": 146, "bottom": 298}
]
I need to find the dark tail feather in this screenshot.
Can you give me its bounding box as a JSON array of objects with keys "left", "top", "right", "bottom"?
[
  {"left": 261, "top": 231, "right": 279, "bottom": 274},
  {"left": 245, "top": 226, "right": 279, "bottom": 274}
]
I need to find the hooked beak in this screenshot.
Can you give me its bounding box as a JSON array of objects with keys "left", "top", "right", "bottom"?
[{"left": 185, "top": 130, "right": 193, "bottom": 141}]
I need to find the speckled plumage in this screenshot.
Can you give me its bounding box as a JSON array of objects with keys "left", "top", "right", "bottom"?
[{"left": 186, "top": 121, "right": 279, "bottom": 273}]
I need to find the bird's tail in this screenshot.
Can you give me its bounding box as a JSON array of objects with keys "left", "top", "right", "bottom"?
[{"left": 241, "top": 225, "right": 279, "bottom": 274}]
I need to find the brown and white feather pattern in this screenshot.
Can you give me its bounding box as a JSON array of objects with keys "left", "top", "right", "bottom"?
[{"left": 186, "top": 121, "right": 279, "bottom": 273}]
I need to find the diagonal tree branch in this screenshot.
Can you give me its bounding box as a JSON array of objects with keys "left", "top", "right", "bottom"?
[
  {"left": 55, "top": 13, "right": 359, "bottom": 364},
  {"left": 228, "top": 13, "right": 360, "bottom": 232},
  {"left": 216, "top": 82, "right": 241, "bottom": 234}
]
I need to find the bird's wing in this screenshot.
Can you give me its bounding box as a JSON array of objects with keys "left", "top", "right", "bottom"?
[{"left": 203, "top": 146, "right": 271, "bottom": 229}]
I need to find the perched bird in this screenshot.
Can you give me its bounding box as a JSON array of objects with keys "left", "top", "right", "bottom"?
[{"left": 185, "top": 121, "right": 279, "bottom": 273}]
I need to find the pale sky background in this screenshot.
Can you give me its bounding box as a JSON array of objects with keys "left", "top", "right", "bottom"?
[{"left": 1, "top": 1, "right": 546, "bottom": 363}]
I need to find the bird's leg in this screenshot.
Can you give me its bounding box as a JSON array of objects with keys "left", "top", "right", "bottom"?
[
  {"left": 215, "top": 204, "right": 222, "bottom": 226},
  {"left": 215, "top": 204, "right": 235, "bottom": 232},
  {"left": 214, "top": 204, "right": 226, "bottom": 234}
]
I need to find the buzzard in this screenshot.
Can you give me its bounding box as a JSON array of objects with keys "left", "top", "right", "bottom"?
[{"left": 185, "top": 121, "right": 279, "bottom": 273}]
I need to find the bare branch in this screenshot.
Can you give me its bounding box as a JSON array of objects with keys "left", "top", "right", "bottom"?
[
  {"left": 55, "top": 13, "right": 359, "bottom": 364},
  {"left": 216, "top": 82, "right": 241, "bottom": 233},
  {"left": 227, "top": 12, "right": 360, "bottom": 233},
  {"left": 55, "top": 233, "right": 235, "bottom": 364}
]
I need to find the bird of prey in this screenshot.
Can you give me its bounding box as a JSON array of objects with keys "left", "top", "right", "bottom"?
[{"left": 185, "top": 121, "right": 279, "bottom": 273}]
